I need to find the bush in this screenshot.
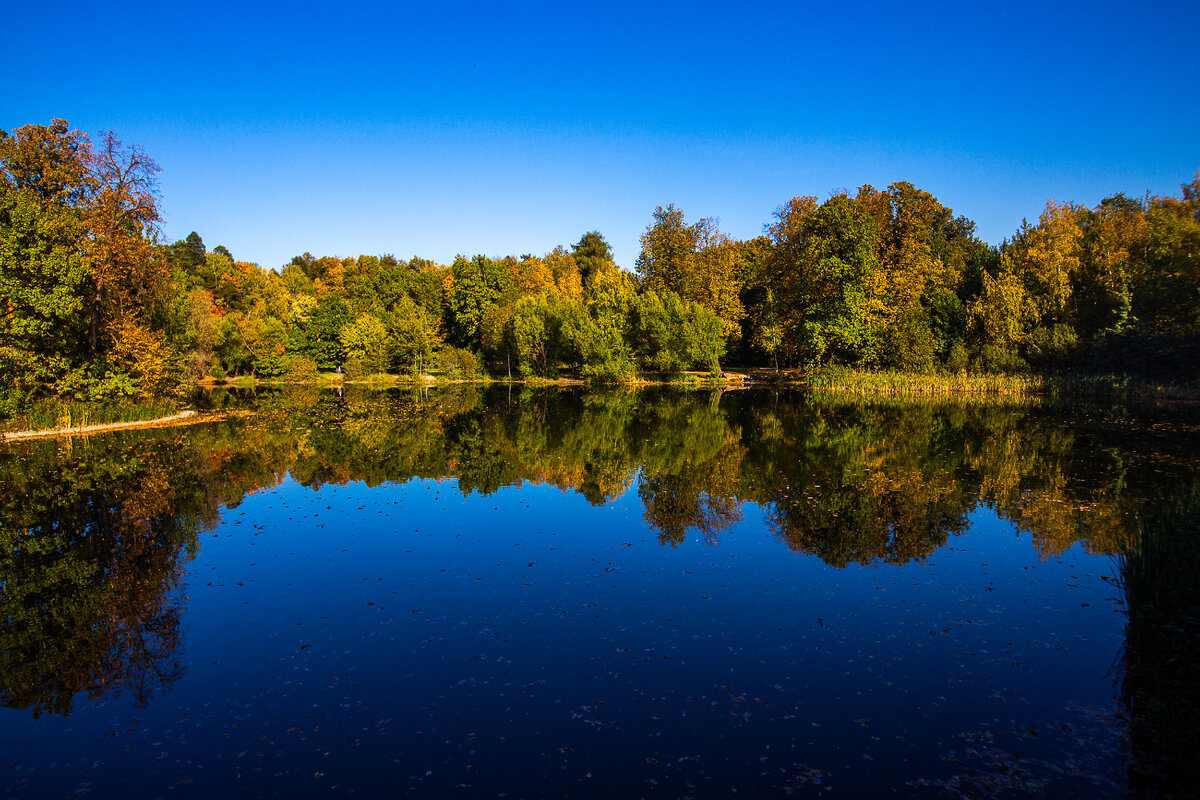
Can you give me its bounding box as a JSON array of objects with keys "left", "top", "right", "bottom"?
[
  {"left": 183, "top": 351, "right": 215, "bottom": 383},
  {"left": 975, "top": 343, "right": 1026, "bottom": 374},
  {"left": 438, "top": 347, "right": 479, "bottom": 379},
  {"left": 342, "top": 356, "right": 364, "bottom": 381},
  {"left": 581, "top": 353, "right": 636, "bottom": 382},
  {"left": 283, "top": 355, "right": 319, "bottom": 382},
  {"left": 1026, "top": 323, "right": 1078, "bottom": 370},
  {"left": 945, "top": 342, "right": 970, "bottom": 373},
  {"left": 254, "top": 352, "right": 287, "bottom": 378},
  {"left": 882, "top": 311, "right": 936, "bottom": 372},
  {"left": 0, "top": 386, "right": 32, "bottom": 422},
  {"left": 89, "top": 372, "right": 139, "bottom": 403}
]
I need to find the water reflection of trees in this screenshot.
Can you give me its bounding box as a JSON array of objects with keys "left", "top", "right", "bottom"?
[
  {"left": 4, "top": 386, "right": 1199, "bottom": 719},
  {"left": 1, "top": 438, "right": 201, "bottom": 717},
  {"left": 200, "top": 386, "right": 1200, "bottom": 565},
  {"left": 0, "top": 414, "right": 307, "bottom": 717}
]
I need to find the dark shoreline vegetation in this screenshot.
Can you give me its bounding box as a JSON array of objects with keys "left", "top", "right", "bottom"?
[
  {"left": 2, "top": 385, "right": 1200, "bottom": 795},
  {"left": 2, "top": 119, "right": 1199, "bottom": 422}
]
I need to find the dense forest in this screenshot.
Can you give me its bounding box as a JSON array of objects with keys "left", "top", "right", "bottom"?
[{"left": 2, "top": 119, "right": 1198, "bottom": 414}]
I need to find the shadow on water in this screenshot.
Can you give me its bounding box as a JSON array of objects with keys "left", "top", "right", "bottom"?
[
  {"left": 2, "top": 385, "right": 1199, "bottom": 795},
  {"left": 1119, "top": 479, "right": 1200, "bottom": 799}
]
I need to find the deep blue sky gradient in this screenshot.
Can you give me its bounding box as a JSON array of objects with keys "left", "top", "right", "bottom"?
[{"left": 5, "top": 0, "right": 1198, "bottom": 269}]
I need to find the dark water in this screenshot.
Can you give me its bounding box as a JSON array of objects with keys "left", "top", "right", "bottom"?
[{"left": 2, "top": 387, "right": 1198, "bottom": 798}]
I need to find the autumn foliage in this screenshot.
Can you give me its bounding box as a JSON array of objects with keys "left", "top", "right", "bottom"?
[{"left": 3, "top": 118, "right": 1198, "bottom": 413}]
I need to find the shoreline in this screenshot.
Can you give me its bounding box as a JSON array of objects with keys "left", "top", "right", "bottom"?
[
  {"left": 4, "top": 369, "right": 1197, "bottom": 440},
  {"left": 197, "top": 369, "right": 1200, "bottom": 400}
]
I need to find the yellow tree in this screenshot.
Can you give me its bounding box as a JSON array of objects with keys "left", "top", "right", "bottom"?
[
  {"left": 636, "top": 204, "right": 694, "bottom": 295},
  {"left": 637, "top": 206, "right": 745, "bottom": 342},
  {"left": 86, "top": 131, "right": 165, "bottom": 358},
  {"left": 1004, "top": 201, "right": 1084, "bottom": 325},
  {"left": 689, "top": 219, "right": 746, "bottom": 341},
  {"left": 544, "top": 245, "right": 583, "bottom": 301},
  {"left": 972, "top": 269, "right": 1035, "bottom": 350},
  {"left": 1078, "top": 194, "right": 1147, "bottom": 337},
  {"left": 863, "top": 182, "right": 942, "bottom": 335},
  {"left": 312, "top": 257, "right": 349, "bottom": 297},
  {"left": 515, "top": 255, "right": 556, "bottom": 296}
]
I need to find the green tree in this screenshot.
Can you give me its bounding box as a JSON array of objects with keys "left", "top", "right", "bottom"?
[
  {"left": 630, "top": 291, "right": 690, "bottom": 373},
  {"left": 388, "top": 296, "right": 441, "bottom": 376},
  {"left": 293, "top": 293, "right": 352, "bottom": 369},
  {"left": 445, "top": 255, "right": 516, "bottom": 350},
  {"left": 765, "top": 194, "right": 879, "bottom": 366},
  {"left": 1138, "top": 175, "right": 1200, "bottom": 333},
  {"left": 169, "top": 231, "right": 206, "bottom": 274},
  {"left": 571, "top": 231, "right": 616, "bottom": 289},
  {"left": 0, "top": 120, "right": 93, "bottom": 392},
  {"left": 683, "top": 301, "right": 726, "bottom": 376},
  {"left": 636, "top": 204, "right": 695, "bottom": 297}
]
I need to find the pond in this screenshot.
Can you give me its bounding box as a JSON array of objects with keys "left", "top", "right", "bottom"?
[{"left": 2, "top": 386, "right": 1197, "bottom": 798}]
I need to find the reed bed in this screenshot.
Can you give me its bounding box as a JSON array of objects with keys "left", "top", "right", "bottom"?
[
  {"left": 807, "top": 367, "right": 1046, "bottom": 396},
  {"left": 804, "top": 367, "right": 1200, "bottom": 401}
]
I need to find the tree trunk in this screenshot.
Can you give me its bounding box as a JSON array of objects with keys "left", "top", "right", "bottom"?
[{"left": 89, "top": 284, "right": 102, "bottom": 358}]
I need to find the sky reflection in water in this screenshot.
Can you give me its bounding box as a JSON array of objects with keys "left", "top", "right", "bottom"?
[{"left": 4, "top": 387, "right": 1196, "bottom": 798}]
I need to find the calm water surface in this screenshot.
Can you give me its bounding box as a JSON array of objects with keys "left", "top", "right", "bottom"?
[{"left": 2, "top": 387, "right": 1197, "bottom": 798}]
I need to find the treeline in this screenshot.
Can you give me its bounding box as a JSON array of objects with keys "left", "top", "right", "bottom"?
[
  {"left": 149, "top": 176, "right": 1200, "bottom": 388},
  {"left": 3, "top": 119, "right": 1198, "bottom": 411}
]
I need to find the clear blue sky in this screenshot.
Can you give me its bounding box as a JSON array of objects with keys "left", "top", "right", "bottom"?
[{"left": 5, "top": 0, "right": 1197, "bottom": 270}]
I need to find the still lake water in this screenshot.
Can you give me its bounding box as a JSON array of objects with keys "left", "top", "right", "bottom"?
[{"left": 2, "top": 387, "right": 1197, "bottom": 798}]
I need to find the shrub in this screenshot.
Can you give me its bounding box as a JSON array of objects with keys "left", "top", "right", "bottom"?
[
  {"left": 438, "top": 347, "right": 479, "bottom": 379},
  {"left": 1026, "top": 323, "right": 1078, "bottom": 370},
  {"left": 342, "top": 356, "right": 364, "bottom": 381},
  {"left": 183, "top": 351, "right": 215, "bottom": 383},
  {"left": 283, "top": 355, "right": 319, "bottom": 382},
  {"left": 975, "top": 344, "right": 1026, "bottom": 374},
  {"left": 945, "top": 342, "right": 970, "bottom": 374}
]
